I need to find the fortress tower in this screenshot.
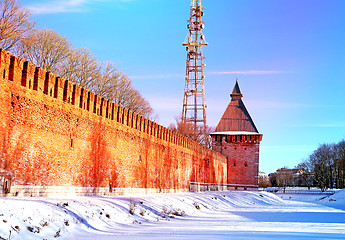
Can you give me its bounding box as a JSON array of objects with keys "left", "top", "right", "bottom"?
[{"left": 211, "top": 80, "right": 262, "bottom": 190}]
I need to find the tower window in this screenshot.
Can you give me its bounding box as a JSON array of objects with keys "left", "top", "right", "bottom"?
[{"left": 245, "top": 163, "right": 247, "bottom": 167}]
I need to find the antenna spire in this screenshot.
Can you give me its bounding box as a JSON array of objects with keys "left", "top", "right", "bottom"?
[{"left": 182, "top": 0, "right": 208, "bottom": 145}]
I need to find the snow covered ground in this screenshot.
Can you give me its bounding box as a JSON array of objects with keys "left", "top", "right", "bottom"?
[{"left": 1, "top": 190, "right": 345, "bottom": 240}]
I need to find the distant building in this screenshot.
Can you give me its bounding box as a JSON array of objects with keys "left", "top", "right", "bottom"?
[
  {"left": 259, "top": 171, "right": 269, "bottom": 181},
  {"left": 269, "top": 168, "right": 314, "bottom": 187}
]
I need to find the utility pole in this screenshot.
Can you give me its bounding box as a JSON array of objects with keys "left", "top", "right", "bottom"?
[{"left": 182, "top": 0, "right": 208, "bottom": 145}]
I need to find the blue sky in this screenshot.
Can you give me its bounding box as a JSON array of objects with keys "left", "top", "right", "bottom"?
[{"left": 21, "top": 0, "right": 345, "bottom": 173}]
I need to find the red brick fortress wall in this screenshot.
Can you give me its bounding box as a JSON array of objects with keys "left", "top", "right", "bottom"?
[
  {"left": 212, "top": 134, "right": 262, "bottom": 190},
  {"left": 0, "top": 49, "right": 227, "bottom": 196}
]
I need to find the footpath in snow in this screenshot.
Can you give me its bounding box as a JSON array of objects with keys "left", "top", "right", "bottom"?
[{"left": 1, "top": 190, "right": 345, "bottom": 240}]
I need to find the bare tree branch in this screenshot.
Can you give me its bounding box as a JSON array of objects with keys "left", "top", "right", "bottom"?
[
  {"left": 0, "top": 0, "right": 34, "bottom": 51},
  {"left": 17, "top": 28, "right": 72, "bottom": 73},
  {"left": 58, "top": 47, "right": 101, "bottom": 90},
  {"left": 93, "top": 62, "right": 154, "bottom": 119},
  {"left": 168, "top": 116, "right": 214, "bottom": 147}
]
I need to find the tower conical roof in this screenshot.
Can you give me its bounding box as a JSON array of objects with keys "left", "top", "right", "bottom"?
[{"left": 214, "top": 80, "right": 259, "bottom": 134}]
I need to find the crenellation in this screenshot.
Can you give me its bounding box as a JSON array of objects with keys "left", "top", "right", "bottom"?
[
  {"left": 117, "top": 105, "right": 123, "bottom": 123},
  {"left": 110, "top": 102, "right": 115, "bottom": 120},
  {"left": 147, "top": 120, "right": 151, "bottom": 135},
  {"left": 135, "top": 113, "right": 139, "bottom": 129},
  {"left": 105, "top": 100, "right": 110, "bottom": 119},
  {"left": 154, "top": 123, "right": 158, "bottom": 137},
  {"left": 71, "top": 84, "right": 76, "bottom": 105},
  {"left": 73, "top": 84, "right": 81, "bottom": 107},
  {"left": 79, "top": 87, "right": 84, "bottom": 109},
  {"left": 130, "top": 110, "right": 134, "bottom": 127},
  {"left": 163, "top": 128, "right": 167, "bottom": 141},
  {"left": 22, "top": 61, "right": 36, "bottom": 90},
  {"left": 149, "top": 121, "right": 153, "bottom": 136},
  {"left": 133, "top": 113, "right": 137, "bottom": 129},
  {"left": 131, "top": 112, "right": 135, "bottom": 128},
  {"left": 53, "top": 77, "right": 59, "bottom": 99},
  {"left": 21, "top": 61, "right": 28, "bottom": 87},
  {"left": 92, "top": 93, "right": 97, "bottom": 114},
  {"left": 0, "top": 49, "right": 228, "bottom": 197},
  {"left": 8, "top": 55, "right": 15, "bottom": 81},
  {"left": 9, "top": 56, "right": 25, "bottom": 89},
  {"left": 155, "top": 123, "right": 161, "bottom": 139},
  {"left": 148, "top": 120, "right": 152, "bottom": 135},
  {"left": 143, "top": 118, "right": 147, "bottom": 133},
  {"left": 111, "top": 103, "right": 116, "bottom": 121},
  {"left": 0, "top": 49, "right": 9, "bottom": 80},
  {"left": 99, "top": 97, "right": 104, "bottom": 116},
  {"left": 115, "top": 105, "right": 120, "bottom": 122},
  {"left": 63, "top": 79, "right": 71, "bottom": 103},
  {"left": 154, "top": 123, "right": 158, "bottom": 138},
  {"left": 161, "top": 126, "right": 164, "bottom": 140},
  {"left": 124, "top": 109, "right": 129, "bottom": 126},
  {"left": 45, "top": 72, "right": 55, "bottom": 97}
]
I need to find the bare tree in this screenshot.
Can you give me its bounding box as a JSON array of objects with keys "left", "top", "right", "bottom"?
[
  {"left": 296, "top": 140, "right": 345, "bottom": 190},
  {"left": 58, "top": 48, "right": 101, "bottom": 89},
  {"left": 93, "top": 62, "right": 153, "bottom": 119},
  {"left": 311, "top": 144, "right": 335, "bottom": 190},
  {"left": 0, "top": 0, "right": 34, "bottom": 51},
  {"left": 295, "top": 162, "right": 314, "bottom": 189},
  {"left": 334, "top": 140, "right": 345, "bottom": 189},
  {"left": 12, "top": 22, "right": 153, "bottom": 119},
  {"left": 276, "top": 171, "right": 294, "bottom": 192},
  {"left": 258, "top": 176, "right": 271, "bottom": 188},
  {"left": 168, "top": 116, "right": 214, "bottom": 147},
  {"left": 16, "top": 29, "right": 72, "bottom": 73}
]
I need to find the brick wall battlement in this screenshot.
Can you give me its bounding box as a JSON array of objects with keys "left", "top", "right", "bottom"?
[
  {"left": 0, "top": 49, "right": 227, "bottom": 196},
  {"left": 0, "top": 49, "right": 225, "bottom": 163}
]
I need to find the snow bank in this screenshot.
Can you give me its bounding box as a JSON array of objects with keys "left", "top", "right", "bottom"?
[
  {"left": 0, "top": 191, "right": 283, "bottom": 240},
  {"left": 1, "top": 191, "right": 345, "bottom": 240},
  {"left": 319, "top": 189, "right": 345, "bottom": 207},
  {"left": 323, "top": 189, "right": 345, "bottom": 202}
]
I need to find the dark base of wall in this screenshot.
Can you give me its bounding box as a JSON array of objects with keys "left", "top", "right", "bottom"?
[
  {"left": 0, "top": 184, "right": 259, "bottom": 197},
  {"left": 1, "top": 185, "right": 189, "bottom": 197},
  {"left": 189, "top": 182, "right": 258, "bottom": 192}
]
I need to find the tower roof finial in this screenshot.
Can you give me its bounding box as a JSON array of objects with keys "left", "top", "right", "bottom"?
[{"left": 230, "top": 79, "right": 243, "bottom": 99}]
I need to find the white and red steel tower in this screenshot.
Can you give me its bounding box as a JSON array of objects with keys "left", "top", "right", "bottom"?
[{"left": 182, "top": 0, "right": 208, "bottom": 145}]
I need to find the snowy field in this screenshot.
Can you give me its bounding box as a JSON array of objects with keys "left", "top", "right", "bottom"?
[{"left": 1, "top": 190, "right": 345, "bottom": 240}]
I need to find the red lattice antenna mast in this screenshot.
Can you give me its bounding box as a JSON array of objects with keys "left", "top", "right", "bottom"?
[{"left": 182, "top": 0, "right": 208, "bottom": 145}]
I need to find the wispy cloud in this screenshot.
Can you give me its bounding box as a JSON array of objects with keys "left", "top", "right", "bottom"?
[
  {"left": 311, "top": 122, "right": 345, "bottom": 128},
  {"left": 208, "top": 70, "right": 286, "bottom": 75},
  {"left": 26, "top": 0, "right": 88, "bottom": 14},
  {"left": 26, "top": 0, "right": 134, "bottom": 14}
]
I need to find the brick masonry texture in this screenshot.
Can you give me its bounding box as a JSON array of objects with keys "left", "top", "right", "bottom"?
[
  {"left": 212, "top": 135, "right": 261, "bottom": 188},
  {"left": 0, "top": 49, "right": 227, "bottom": 196}
]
